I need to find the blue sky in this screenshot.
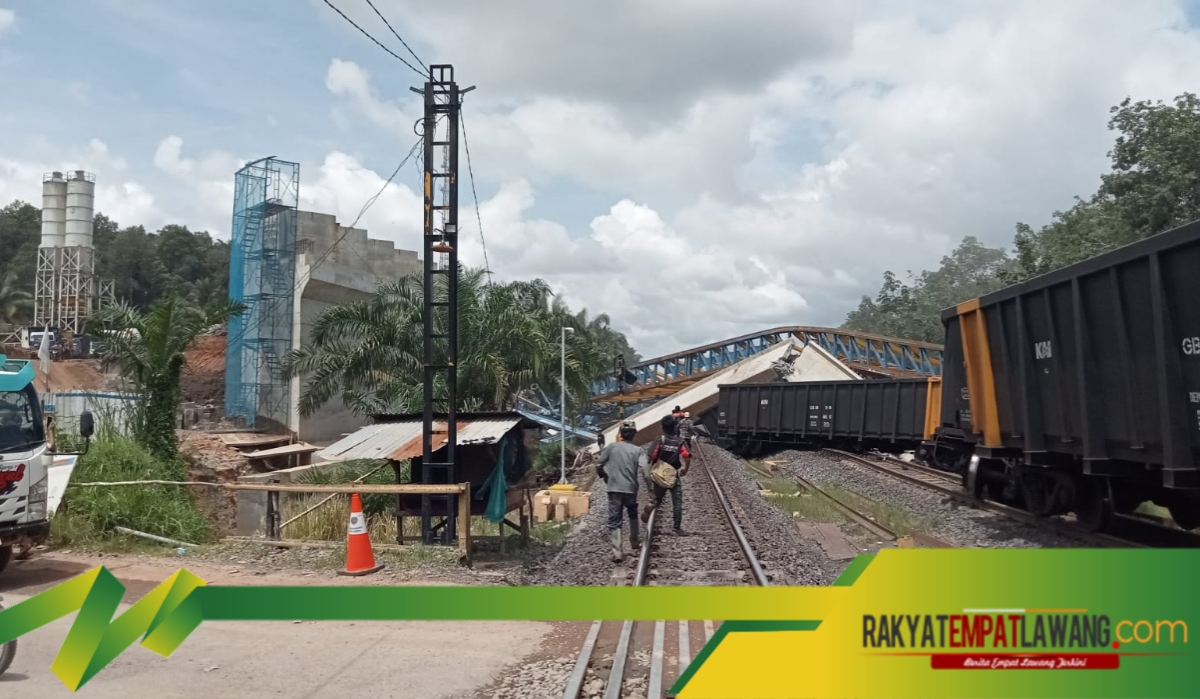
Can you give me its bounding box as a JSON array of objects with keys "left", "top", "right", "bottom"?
[
  {"left": 4, "top": 1, "right": 1200, "bottom": 357},
  {"left": 0, "top": 0, "right": 635, "bottom": 233}
]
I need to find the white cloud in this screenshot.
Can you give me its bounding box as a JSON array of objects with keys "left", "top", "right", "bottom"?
[
  {"left": 298, "top": 150, "right": 424, "bottom": 250},
  {"left": 363, "top": 0, "right": 858, "bottom": 112},
  {"left": 0, "top": 148, "right": 162, "bottom": 231},
  {"left": 11, "top": 2, "right": 1200, "bottom": 358},
  {"left": 0, "top": 8, "right": 14, "bottom": 37}
]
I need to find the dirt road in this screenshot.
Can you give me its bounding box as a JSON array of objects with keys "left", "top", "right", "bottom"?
[{"left": 0, "top": 553, "right": 555, "bottom": 698}]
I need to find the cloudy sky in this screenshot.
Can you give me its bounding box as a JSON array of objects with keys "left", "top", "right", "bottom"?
[{"left": 4, "top": 1, "right": 1200, "bottom": 358}]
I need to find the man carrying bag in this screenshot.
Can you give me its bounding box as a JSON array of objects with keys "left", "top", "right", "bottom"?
[{"left": 640, "top": 415, "right": 691, "bottom": 535}]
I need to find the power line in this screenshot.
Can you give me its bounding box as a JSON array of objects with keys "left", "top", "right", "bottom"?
[
  {"left": 362, "top": 0, "right": 427, "bottom": 74},
  {"left": 459, "top": 107, "right": 492, "bottom": 283},
  {"left": 219, "top": 139, "right": 424, "bottom": 358},
  {"left": 322, "top": 0, "right": 426, "bottom": 79}
]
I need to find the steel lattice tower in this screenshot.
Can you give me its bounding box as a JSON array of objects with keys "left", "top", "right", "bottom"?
[{"left": 415, "top": 65, "right": 472, "bottom": 545}]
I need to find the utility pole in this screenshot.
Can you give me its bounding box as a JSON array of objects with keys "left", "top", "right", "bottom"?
[
  {"left": 560, "top": 325, "right": 573, "bottom": 483},
  {"left": 412, "top": 65, "right": 474, "bottom": 546}
]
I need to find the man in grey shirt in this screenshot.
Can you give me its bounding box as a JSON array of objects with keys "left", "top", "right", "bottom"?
[
  {"left": 596, "top": 421, "right": 647, "bottom": 562},
  {"left": 677, "top": 411, "right": 695, "bottom": 449}
]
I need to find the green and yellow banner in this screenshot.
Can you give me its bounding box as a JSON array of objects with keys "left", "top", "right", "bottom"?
[{"left": 1, "top": 549, "right": 1195, "bottom": 696}]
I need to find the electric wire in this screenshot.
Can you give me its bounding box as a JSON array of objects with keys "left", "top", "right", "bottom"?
[
  {"left": 322, "top": 0, "right": 426, "bottom": 79},
  {"left": 459, "top": 108, "right": 492, "bottom": 283},
  {"left": 212, "top": 139, "right": 424, "bottom": 364},
  {"left": 362, "top": 0, "right": 427, "bottom": 74}
]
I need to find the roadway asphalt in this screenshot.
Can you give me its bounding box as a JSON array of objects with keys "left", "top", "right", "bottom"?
[{"left": 0, "top": 553, "right": 553, "bottom": 698}]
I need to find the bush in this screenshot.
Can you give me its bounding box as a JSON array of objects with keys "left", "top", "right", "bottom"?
[{"left": 52, "top": 435, "right": 215, "bottom": 546}]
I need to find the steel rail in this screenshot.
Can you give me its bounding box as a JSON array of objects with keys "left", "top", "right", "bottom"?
[
  {"left": 566, "top": 438, "right": 769, "bottom": 699},
  {"left": 820, "top": 448, "right": 1156, "bottom": 549},
  {"left": 791, "top": 474, "right": 899, "bottom": 542},
  {"left": 693, "top": 441, "right": 770, "bottom": 587}
]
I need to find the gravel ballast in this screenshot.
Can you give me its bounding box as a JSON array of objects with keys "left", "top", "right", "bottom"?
[
  {"left": 778, "top": 449, "right": 1097, "bottom": 548},
  {"left": 532, "top": 439, "right": 844, "bottom": 586},
  {"left": 695, "top": 441, "right": 844, "bottom": 585}
]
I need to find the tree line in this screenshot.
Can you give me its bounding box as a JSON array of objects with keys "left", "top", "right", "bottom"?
[
  {"left": 0, "top": 206, "right": 230, "bottom": 325},
  {"left": 281, "top": 266, "right": 640, "bottom": 421},
  {"left": 1, "top": 194, "right": 641, "bottom": 435},
  {"left": 843, "top": 92, "right": 1200, "bottom": 344}
]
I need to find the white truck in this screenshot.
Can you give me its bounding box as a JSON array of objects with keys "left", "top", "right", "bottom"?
[{"left": 0, "top": 353, "right": 92, "bottom": 576}]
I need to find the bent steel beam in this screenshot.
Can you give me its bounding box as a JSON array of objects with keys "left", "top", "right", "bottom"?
[{"left": 590, "top": 326, "right": 942, "bottom": 402}]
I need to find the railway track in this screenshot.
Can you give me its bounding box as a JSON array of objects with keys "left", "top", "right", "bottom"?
[
  {"left": 562, "top": 441, "right": 766, "bottom": 699},
  {"left": 821, "top": 449, "right": 1200, "bottom": 549}
]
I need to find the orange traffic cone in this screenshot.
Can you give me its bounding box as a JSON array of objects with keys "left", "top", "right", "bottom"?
[{"left": 338, "top": 493, "right": 384, "bottom": 576}]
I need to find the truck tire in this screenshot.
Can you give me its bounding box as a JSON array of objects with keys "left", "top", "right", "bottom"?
[
  {"left": 0, "top": 546, "right": 11, "bottom": 576},
  {"left": 0, "top": 638, "right": 14, "bottom": 677}
]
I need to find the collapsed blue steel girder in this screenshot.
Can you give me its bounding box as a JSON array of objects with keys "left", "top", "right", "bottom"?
[{"left": 589, "top": 326, "right": 942, "bottom": 401}]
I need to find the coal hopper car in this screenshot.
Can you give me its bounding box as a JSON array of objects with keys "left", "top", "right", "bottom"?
[{"left": 718, "top": 217, "right": 1200, "bottom": 532}]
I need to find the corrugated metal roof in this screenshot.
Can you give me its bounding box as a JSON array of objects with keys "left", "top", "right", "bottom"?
[{"left": 316, "top": 416, "right": 525, "bottom": 463}]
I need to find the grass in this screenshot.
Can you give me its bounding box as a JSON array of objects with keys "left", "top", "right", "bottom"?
[
  {"left": 743, "top": 460, "right": 940, "bottom": 537},
  {"left": 282, "top": 459, "right": 402, "bottom": 542},
  {"left": 1134, "top": 501, "right": 1172, "bottom": 519},
  {"left": 530, "top": 520, "right": 573, "bottom": 547},
  {"left": 51, "top": 434, "right": 216, "bottom": 549}
]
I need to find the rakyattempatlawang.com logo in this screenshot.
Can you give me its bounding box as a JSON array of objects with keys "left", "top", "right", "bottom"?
[{"left": 862, "top": 608, "right": 1189, "bottom": 670}]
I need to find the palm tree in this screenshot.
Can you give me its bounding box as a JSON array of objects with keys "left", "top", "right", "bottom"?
[
  {"left": 280, "top": 266, "right": 618, "bottom": 419},
  {"left": 89, "top": 295, "right": 245, "bottom": 460},
  {"left": 0, "top": 272, "right": 32, "bottom": 325}
]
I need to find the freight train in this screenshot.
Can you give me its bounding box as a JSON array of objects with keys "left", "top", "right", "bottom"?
[{"left": 716, "top": 218, "right": 1200, "bottom": 533}]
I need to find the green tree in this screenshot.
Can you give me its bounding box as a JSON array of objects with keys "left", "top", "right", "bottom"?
[
  {"left": 1008, "top": 92, "right": 1200, "bottom": 280},
  {"left": 0, "top": 201, "right": 41, "bottom": 298},
  {"left": 280, "top": 266, "right": 633, "bottom": 419},
  {"left": 89, "top": 296, "right": 245, "bottom": 459},
  {"left": 0, "top": 272, "right": 33, "bottom": 325},
  {"left": 843, "top": 236, "right": 1015, "bottom": 343}
]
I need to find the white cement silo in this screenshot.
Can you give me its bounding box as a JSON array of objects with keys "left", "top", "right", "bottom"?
[
  {"left": 40, "top": 171, "right": 67, "bottom": 248},
  {"left": 64, "top": 170, "right": 96, "bottom": 248}
]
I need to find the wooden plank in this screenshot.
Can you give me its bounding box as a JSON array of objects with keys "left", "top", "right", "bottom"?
[
  {"left": 224, "top": 537, "right": 407, "bottom": 553},
  {"left": 219, "top": 433, "right": 292, "bottom": 448},
  {"left": 245, "top": 443, "right": 320, "bottom": 458},
  {"left": 458, "top": 481, "right": 472, "bottom": 564},
  {"left": 648, "top": 621, "right": 665, "bottom": 699},
  {"left": 795, "top": 522, "right": 821, "bottom": 540},
  {"left": 678, "top": 620, "right": 690, "bottom": 670},
  {"left": 814, "top": 522, "right": 860, "bottom": 560}
]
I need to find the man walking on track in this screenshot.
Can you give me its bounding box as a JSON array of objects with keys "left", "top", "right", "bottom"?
[
  {"left": 641, "top": 415, "right": 691, "bottom": 535},
  {"left": 677, "top": 411, "right": 695, "bottom": 449},
  {"left": 596, "top": 421, "right": 647, "bottom": 562}
]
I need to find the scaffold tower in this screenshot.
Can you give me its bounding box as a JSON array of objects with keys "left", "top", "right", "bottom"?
[{"left": 225, "top": 157, "right": 299, "bottom": 429}]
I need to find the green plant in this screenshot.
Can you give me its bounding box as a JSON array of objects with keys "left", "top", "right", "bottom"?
[
  {"left": 51, "top": 434, "right": 215, "bottom": 547},
  {"left": 280, "top": 267, "right": 635, "bottom": 419},
  {"left": 282, "top": 459, "right": 405, "bottom": 542},
  {"left": 88, "top": 295, "right": 244, "bottom": 460}
]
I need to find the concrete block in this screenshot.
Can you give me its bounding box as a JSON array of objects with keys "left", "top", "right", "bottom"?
[
  {"left": 532, "top": 490, "right": 591, "bottom": 523},
  {"left": 233, "top": 461, "right": 344, "bottom": 537}
]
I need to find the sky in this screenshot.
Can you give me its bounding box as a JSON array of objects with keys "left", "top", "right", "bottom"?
[{"left": 4, "top": 1, "right": 1200, "bottom": 358}]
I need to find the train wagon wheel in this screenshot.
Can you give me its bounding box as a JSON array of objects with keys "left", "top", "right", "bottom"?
[
  {"left": 1074, "top": 477, "right": 1114, "bottom": 533},
  {"left": 1168, "top": 504, "right": 1200, "bottom": 532}
]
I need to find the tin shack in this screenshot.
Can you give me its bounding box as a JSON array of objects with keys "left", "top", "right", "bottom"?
[{"left": 315, "top": 412, "right": 541, "bottom": 544}]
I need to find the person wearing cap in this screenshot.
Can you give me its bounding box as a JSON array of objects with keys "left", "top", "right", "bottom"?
[
  {"left": 677, "top": 411, "right": 695, "bottom": 449},
  {"left": 596, "top": 421, "right": 647, "bottom": 562},
  {"left": 641, "top": 414, "right": 691, "bottom": 535}
]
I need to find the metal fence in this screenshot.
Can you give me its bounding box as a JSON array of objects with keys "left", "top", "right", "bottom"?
[{"left": 45, "top": 391, "right": 140, "bottom": 436}]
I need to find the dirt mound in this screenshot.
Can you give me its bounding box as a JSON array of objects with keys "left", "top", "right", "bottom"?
[
  {"left": 40, "top": 359, "right": 114, "bottom": 393},
  {"left": 179, "top": 430, "right": 253, "bottom": 537},
  {"left": 182, "top": 335, "right": 225, "bottom": 405}
]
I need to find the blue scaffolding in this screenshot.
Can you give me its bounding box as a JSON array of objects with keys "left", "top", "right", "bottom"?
[{"left": 225, "top": 157, "right": 300, "bottom": 428}]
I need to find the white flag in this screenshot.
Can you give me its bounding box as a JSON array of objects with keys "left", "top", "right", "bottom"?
[{"left": 38, "top": 329, "right": 51, "bottom": 375}]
